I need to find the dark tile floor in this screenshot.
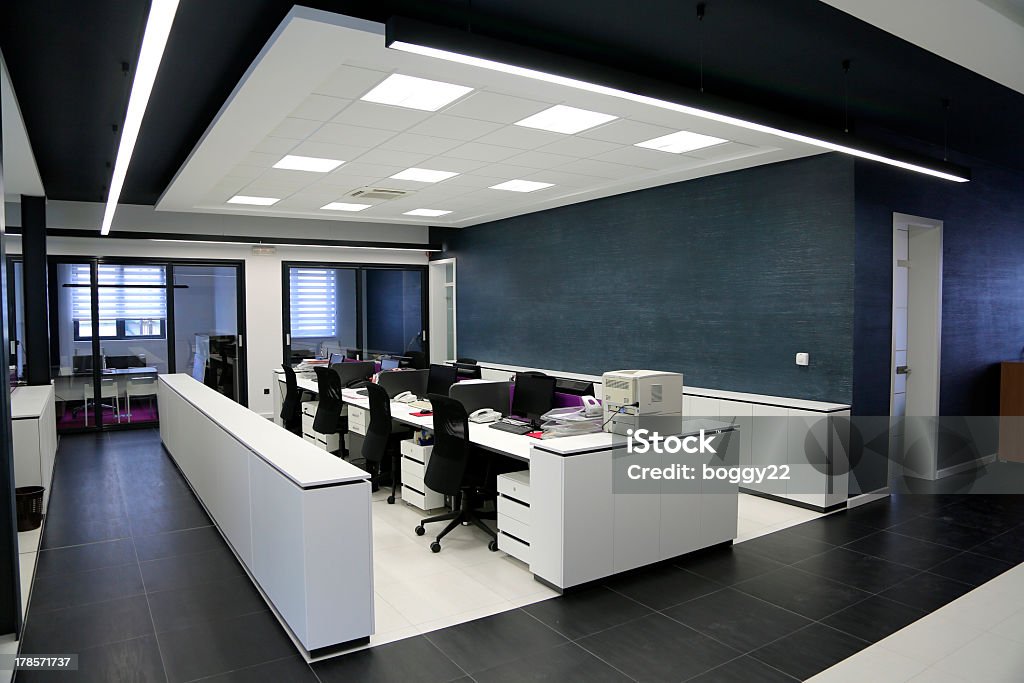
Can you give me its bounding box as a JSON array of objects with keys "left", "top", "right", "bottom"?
[{"left": 18, "top": 430, "right": 1024, "bottom": 682}]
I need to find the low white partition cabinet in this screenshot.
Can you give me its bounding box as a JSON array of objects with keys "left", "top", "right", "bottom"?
[
  {"left": 11, "top": 385, "right": 58, "bottom": 511},
  {"left": 158, "top": 374, "right": 373, "bottom": 657}
]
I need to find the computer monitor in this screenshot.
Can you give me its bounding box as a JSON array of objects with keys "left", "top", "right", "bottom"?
[
  {"left": 511, "top": 372, "right": 557, "bottom": 425},
  {"left": 72, "top": 355, "right": 93, "bottom": 374},
  {"left": 345, "top": 349, "right": 361, "bottom": 360},
  {"left": 329, "top": 352, "right": 342, "bottom": 365},
  {"left": 380, "top": 357, "right": 400, "bottom": 371},
  {"left": 453, "top": 362, "right": 482, "bottom": 380},
  {"left": 426, "top": 364, "right": 459, "bottom": 397}
]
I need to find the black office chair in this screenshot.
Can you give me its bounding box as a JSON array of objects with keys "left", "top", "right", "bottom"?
[
  {"left": 280, "top": 364, "right": 304, "bottom": 435},
  {"left": 361, "top": 382, "right": 411, "bottom": 504},
  {"left": 414, "top": 394, "right": 499, "bottom": 553},
  {"left": 312, "top": 366, "right": 347, "bottom": 457},
  {"left": 453, "top": 362, "right": 482, "bottom": 380},
  {"left": 456, "top": 358, "right": 477, "bottom": 365},
  {"left": 406, "top": 351, "right": 428, "bottom": 370}
]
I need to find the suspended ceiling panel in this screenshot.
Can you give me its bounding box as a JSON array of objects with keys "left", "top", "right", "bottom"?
[{"left": 158, "top": 8, "right": 824, "bottom": 228}]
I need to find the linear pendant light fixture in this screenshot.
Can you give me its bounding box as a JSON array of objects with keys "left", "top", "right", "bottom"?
[
  {"left": 385, "top": 18, "right": 969, "bottom": 183},
  {"left": 100, "top": 0, "right": 180, "bottom": 235}
]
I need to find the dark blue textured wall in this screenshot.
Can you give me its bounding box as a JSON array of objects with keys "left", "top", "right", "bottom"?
[
  {"left": 854, "top": 159, "right": 1024, "bottom": 417},
  {"left": 444, "top": 154, "right": 856, "bottom": 403}
]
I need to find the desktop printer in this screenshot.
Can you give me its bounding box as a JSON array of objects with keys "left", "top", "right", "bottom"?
[{"left": 602, "top": 370, "right": 683, "bottom": 435}]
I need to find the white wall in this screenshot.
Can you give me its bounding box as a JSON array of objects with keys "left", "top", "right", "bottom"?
[{"left": 8, "top": 235, "right": 430, "bottom": 417}]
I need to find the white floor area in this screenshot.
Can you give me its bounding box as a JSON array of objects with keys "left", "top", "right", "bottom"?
[
  {"left": 809, "top": 559, "right": 1024, "bottom": 682},
  {"left": 0, "top": 525, "right": 43, "bottom": 683},
  {"left": 735, "top": 492, "right": 825, "bottom": 542}
]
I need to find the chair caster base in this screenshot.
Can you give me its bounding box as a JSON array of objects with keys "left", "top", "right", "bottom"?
[
  {"left": 488, "top": 540, "right": 498, "bottom": 552},
  {"left": 430, "top": 541, "right": 441, "bottom": 553},
  {"left": 414, "top": 525, "right": 425, "bottom": 536},
  {"left": 387, "top": 495, "right": 395, "bottom": 504}
]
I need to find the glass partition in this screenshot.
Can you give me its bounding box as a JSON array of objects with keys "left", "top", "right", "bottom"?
[{"left": 284, "top": 266, "right": 357, "bottom": 362}]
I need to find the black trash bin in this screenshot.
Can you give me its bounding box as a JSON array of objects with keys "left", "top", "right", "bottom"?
[{"left": 15, "top": 486, "right": 44, "bottom": 532}]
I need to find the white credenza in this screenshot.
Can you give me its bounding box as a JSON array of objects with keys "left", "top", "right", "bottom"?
[
  {"left": 684, "top": 390, "right": 851, "bottom": 511},
  {"left": 158, "top": 374, "right": 373, "bottom": 658},
  {"left": 11, "top": 384, "right": 58, "bottom": 511}
]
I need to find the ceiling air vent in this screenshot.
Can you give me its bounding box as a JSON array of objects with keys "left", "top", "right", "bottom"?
[{"left": 345, "top": 187, "right": 410, "bottom": 201}]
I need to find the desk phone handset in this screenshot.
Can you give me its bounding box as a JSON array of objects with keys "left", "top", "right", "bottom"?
[
  {"left": 469, "top": 408, "right": 502, "bottom": 423},
  {"left": 395, "top": 391, "right": 418, "bottom": 404},
  {"left": 581, "top": 395, "right": 602, "bottom": 417}
]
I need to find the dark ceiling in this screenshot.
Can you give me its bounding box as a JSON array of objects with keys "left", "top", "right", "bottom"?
[{"left": 2, "top": 0, "right": 1022, "bottom": 205}]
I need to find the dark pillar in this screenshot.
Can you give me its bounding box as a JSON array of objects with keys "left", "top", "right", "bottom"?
[{"left": 20, "top": 195, "right": 49, "bottom": 386}]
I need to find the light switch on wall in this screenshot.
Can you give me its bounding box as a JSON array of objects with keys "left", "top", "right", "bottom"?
[{"left": 795, "top": 353, "right": 809, "bottom": 366}]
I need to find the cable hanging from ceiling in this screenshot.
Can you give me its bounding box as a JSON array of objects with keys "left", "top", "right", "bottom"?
[{"left": 696, "top": 2, "right": 706, "bottom": 94}]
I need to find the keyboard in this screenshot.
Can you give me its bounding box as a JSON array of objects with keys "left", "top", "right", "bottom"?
[
  {"left": 408, "top": 399, "right": 433, "bottom": 412},
  {"left": 489, "top": 418, "right": 535, "bottom": 435}
]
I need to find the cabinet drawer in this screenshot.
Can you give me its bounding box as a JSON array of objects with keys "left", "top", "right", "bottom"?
[
  {"left": 316, "top": 432, "right": 339, "bottom": 451},
  {"left": 498, "top": 531, "right": 531, "bottom": 564},
  {"left": 400, "top": 440, "right": 433, "bottom": 462},
  {"left": 301, "top": 401, "right": 319, "bottom": 418},
  {"left": 496, "top": 471, "right": 531, "bottom": 504},
  {"left": 349, "top": 406, "right": 367, "bottom": 435},
  {"left": 401, "top": 477, "right": 445, "bottom": 511},
  {"left": 497, "top": 512, "right": 531, "bottom": 544},
  {"left": 402, "top": 456, "right": 426, "bottom": 481},
  {"left": 302, "top": 433, "right": 317, "bottom": 445},
  {"left": 497, "top": 495, "right": 530, "bottom": 525}
]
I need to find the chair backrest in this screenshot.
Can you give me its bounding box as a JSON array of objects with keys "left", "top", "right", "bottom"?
[
  {"left": 360, "top": 382, "right": 393, "bottom": 464},
  {"left": 312, "top": 366, "right": 344, "bottom": 434},
  {"left": 453, "top": 362, "right": 482, "bottom": 380},
  {"left": 377, "top": 369, "right": 428, "bottom": 398},
  {"left": 427, "top": 363, "right": 459, "bottom": 396},
  {"left": 332, "top": 361, "right": 375, "bottom": 388},
  {"left": 449, "top": 381, "right": 510, "bottom": 415},
  {"left": 456, "top": 358, "right": 477, "bottom": 365},
  {"left": 280, "top": 364, "right": 302, "bottom": 423},
  {"left": 127, "top": 375, "right": 158, "bottom": 396},
  {"left": 423, "top": 394, "right": 473, "bottom": 496},
  {"left": 406, "top": 351, "right": 428, "bottom": 370}
]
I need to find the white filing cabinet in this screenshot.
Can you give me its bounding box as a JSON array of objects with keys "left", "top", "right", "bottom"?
[
  {"left": 496, "top": 470, "right": 531, "bottom": 564},
  {"left": 300, "top": 401, "right": 340, "bottom": 452},
  {"left": 11, "top": 385, "right": 58, "bottom": 512},
  {"left": 399, "top": 440, "right": 445, "bottom": 510}
]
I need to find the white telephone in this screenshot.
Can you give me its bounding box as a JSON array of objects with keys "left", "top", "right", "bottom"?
[
  {"left": 469, "top": 408, "right": 502, "bottom": 423},
  {"left": 394, "top": 391, "right": 418, "bottom": 404},
  {"left": 581, "top": 395, "right": 602, "bottom": 417}
]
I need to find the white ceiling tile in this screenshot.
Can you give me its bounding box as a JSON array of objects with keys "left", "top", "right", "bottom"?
[
  {"left": 226, "top": 164, "right": 264, "bottom": 180},
  {"left": 516, "top": 169, "right": 606, "bottom": 187},
  {"left": 378, "top": 133, "right": 462, "bottom": 156},
  {"left": 268, "top": 117, "right": 323, "bottom": 140},
  {"left": 501, "top": 150, "right": 579, "bottom": 169},
  {"left": 683, "top": 140, "right": 759, "bottom": 160},
  {"left": 418, "top": 156, "right": 490, "bottom": 173},
  {"left": 474, "top": 126, "right": 564, "bottom": 150},
  {"left": 592, "top": 146, "right": 695, "bottom": 170},
  {"left": 256, "top": 167, "right": 325, "bottom": 188},
  {"left": 240, "top": 180, "right": 298, "bottom": 196},
  {"left": 314, "top": 65, "right": 391, "bottom": 100},
  {"left": 309, "top": 175, "right": 382, "bottom": 190},
  {"left": 252, "top": 137, "right": 298, "bottom": 155},
  {"left": 331, "top": 101, "right": 432, "bottom": 131},
  {"left": 211, "top": 177, "right": 251, "bottom": 194},
  {"left": 443, "top": 173, "right": 511, "bottom": 189},
  {"left": 309, "top": 123, "right": 397, "bottom": 147},
  {"left": 535, "top": 136, "right": 621, "bottom": 158},
  {"left": 326, "top": 161, "right": 404, "bottom": 180},
  {"left": 405, "top": 115, "right": 503, "bottom": 141},
  {"left": 578, "top": 119, "right": 677, "bottom": 145},
  {"left": 555, "top": 158, "right": 647, "bottom": 179},
  {"left": 351, "top": 148, "right": 431, "bottom": 167},
  {"left": 444, "top": 91, "right": 553, "bottom": 124},
  {"left": 289, "top": 94, "right": 351, "bottom": 121},
  {"left": 475, "top": 163, "right": 543, "bottom": 180},
  {"left": 241, "top": 152, "right": 281, "bottom": 167},
  {"left": 444, "top": 142, "right": 521, "bottom": 163},
  {"left": 289, "top": 140, "right": 368, "bottom": 161}
]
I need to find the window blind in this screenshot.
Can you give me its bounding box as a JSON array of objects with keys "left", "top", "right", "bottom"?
[
  {"left": 289, "top": 268, "right": 338, "bottom": 338},
  {"left": 71, "top": 265, "right": 167, "bottom": 320}
]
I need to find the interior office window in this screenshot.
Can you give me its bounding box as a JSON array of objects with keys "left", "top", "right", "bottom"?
[
  {"left": 289, "top": 268, "right": 338, "bottom": 338},
  {"left": 72, "top": 264, "right": 167, "bottom": 340}
]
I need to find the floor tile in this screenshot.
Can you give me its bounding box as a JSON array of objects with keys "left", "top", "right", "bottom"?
[
  {"left": 190, "top": 655, "right": 319, "bottom": 682},
  {"left": 132, "top": 525, "right": 225, "bottom": 562},
  {"left": 29, "top": 562, "right": 145, "bottom": 613},
  {"left": 139, "top": 545, "right": 245, "bottom": 593},
  {"left": 821, "top": 594, "right": 926, "bottom": 643},
  {"left": 424, "top": 608, "right": 567, "bottom": 674},
  {"left": 927, "top": 551, "right": 1015, "bottom": 586},
  {"left": 129, "top": 505, "right": 212, "bottom": 537},
  {"left": 750, "top": 623, "right": 869, "bottom": 681},
  {"left": 16, "top": 634, "right": 165, "bottom": 683},
  {"left": 157, "top": 610, "right": 296, "bottom": 683},
  {"left": 20, "top": 594, "right": 153, "bottom": 653},
  {"left": 843, "top": 531, "right": 961, "bottom": 570},
  {"left": 734, "top": 566, "right": 870, "bottom": 620},
  {"left": 878, "top": 572, "right": 974, "bottom": 612},
  {"left": 40, "top": 515, "right": 131, "bottom": 550},
  {"left": 18, "top": 527, "right": 43, "bottom": 553},
  {"left": 576, "top": 612, "right": 740, "bottom": 682},
  {"left": 415, "top": 602, "right": 516, "bottom": 636},
  {"left": 737, "top": 531, "right": 835, "bottom": 565},
  {"left": 875, "top": 613, "right": 984, "bottom": 665},
  {"left": 805, "top": 643, "right": 928, "bottom": 683},
  {"left": 675, "top": 544, "right": 786, "bottom": 585},
  {"left": 473, "top": 642, "right": 631, "bottom": 682},
  {"left": 686, "top": 655, "right": 798, "bottom": 682},
  {"left": 934, "top": 632, "right": 1024, "bottom": 683},
  {"left": 779, "top": 513, "right": 877, "bottom": 546},
  {"left": 456, "top": 555, "right": 548, "bottom": 601},
  {"left": 888, "top": 516, "right": 998, "bottom": 550},
  {"left": 522, "top": 585, "right": 654, "bottom": 640},
  {"left": 146, "top": 574, "right": 267, "bottom": 633},
  {"left": 374, "top": 593, "right": 415, "bottom": 634},
  {"left": 791, "top": 546, "right": 919, "bottom": 593},
  {"left": 313, "top": 635, "right": 466, "bottom": 683},
  {"left": 604, "top": 563, "right": 722, "bottom": 610},
  {"left": 34, "top": 538, "right": 137, "bottom": 579},
  {"left": 375, "top": 567, "right": 508, "bottom": 626},
  {"left": 663, "top": 587, "right": 812, "bottom": 652}
]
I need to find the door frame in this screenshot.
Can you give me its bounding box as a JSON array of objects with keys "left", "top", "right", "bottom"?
[{"left": 428, "top": 258, "right": 456, "bottom": 364}]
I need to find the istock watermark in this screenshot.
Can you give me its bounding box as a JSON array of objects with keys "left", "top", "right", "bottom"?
[{"left": 626, "top": 428, "right": 718, "bottom": 454}]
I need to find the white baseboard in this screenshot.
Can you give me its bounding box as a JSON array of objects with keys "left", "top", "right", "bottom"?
[
  {"left": 935, "top": 453, "right": 997, "bottom": 480},
  {"left": 846, "top": 489, "right": 890, "bottom": 509}
]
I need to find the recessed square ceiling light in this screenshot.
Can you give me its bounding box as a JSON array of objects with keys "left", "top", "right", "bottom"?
[
  {"left": 634, "top": 130, "right": 728, "bottom": 154},
  {"left": 321, "top": 202, "right": 372, "bottom": 212},
  {"left": 390, "top": 167, "right": 460, "bottom": 183},
  {"left": 489, "top": 179, "right": 554, "bottom": 192},
  {"left": 404, "top": 209, "right": 452, "bottom": 217},
  {"left": 361, "top": 73, "right": 473, "bottom": 111},
  {"left": 514, "top": 104, "right": 617, "bottom": 134},
  {"left": 273, "top": 154, "right": 344, "bottom": 172},
  {"left": 227, "top": 195, "right": 280, "bottom": 206}
]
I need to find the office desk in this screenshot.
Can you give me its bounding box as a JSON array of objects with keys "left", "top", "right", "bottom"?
[{"left": 158, "top": 374, "right": 373, "bottom": 658}]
